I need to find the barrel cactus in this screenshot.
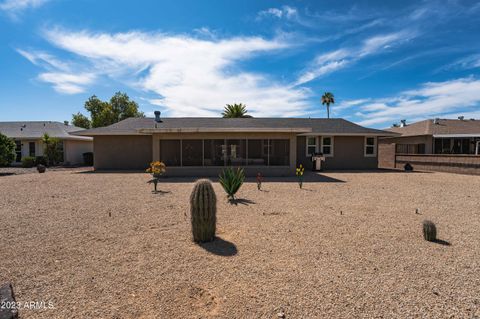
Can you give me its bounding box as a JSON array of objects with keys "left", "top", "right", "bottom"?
[
  {"left": 422, "top": 220, "right": 437, "bottom": 242},
  {"left": 190, "top": 179, "right": 217, "bottom": 243}
]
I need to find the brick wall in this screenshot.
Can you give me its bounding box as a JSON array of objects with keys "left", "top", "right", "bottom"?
[
  {"left": 395, "top": 154, "right": 480, "bottom": 175},
  {"left": 378, "top": 142, "right": 396, "bottom": 169}
]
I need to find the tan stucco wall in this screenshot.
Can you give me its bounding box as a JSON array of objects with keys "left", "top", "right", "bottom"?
[
  {"left": 296, "top": 135, "right": 378, "bottom": 170},
  {"left": 64, "top": 140, "right": 93, "bottom": 165},
  {"left": 93, "top": 135, "right": 152, "bottom": 170}
]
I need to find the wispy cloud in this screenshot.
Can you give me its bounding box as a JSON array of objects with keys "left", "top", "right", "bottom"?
[
  {"left": 20, "top": 28, "right": 312, "bottom": 116},
  {"left": 38, "top": 72, "right": 96, "bottom": 94},
  {"left": 295, "top": 30, "right": 415, "bottom": 85},
  {"left": 442, "top": 54, "right": 480, "bottom": 71},
  {"left": 17, "top": 48, "right": 96, "bottom": 94},
  {"left": 17, "top": 48, "right": 70, "bottom": 71},
  {"left": 353, "top": 77, "right": 480, "bottom": 127},
  {"left": 0, "top": 0, "right": 50, "bottom": 19},
  {"left": 257, "top": 6, "right": 298, "bottom": 20}
]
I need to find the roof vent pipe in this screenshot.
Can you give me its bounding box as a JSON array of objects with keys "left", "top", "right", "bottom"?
[
  {"left": 154, "top": 111, "right": 162, "bottom": 123},
  {"left": 400, "top": 119, "right": 407, "bottom": 127}
]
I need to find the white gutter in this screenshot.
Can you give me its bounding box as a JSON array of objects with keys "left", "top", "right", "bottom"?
[
  {"left": 433, "top": 134, "right": 480, "bottom": 138},
  {"left": 298, "top": 132, "right": 398, "bottom": 137}
]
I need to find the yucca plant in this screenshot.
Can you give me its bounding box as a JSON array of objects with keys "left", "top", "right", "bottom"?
[
  {"left": 219, "top": 167, "right": 245, "bottom": 201},
  {"left": 422, "top": 220, "right": 437, "bottom": 242},
  {"left": 190, "top": 179, "right": 217, "bottom": 243}
]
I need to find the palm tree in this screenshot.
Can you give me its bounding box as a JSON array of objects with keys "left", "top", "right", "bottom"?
[
  {"left": 222, "top": 103, "right": 252, "bottom": 118},
  {"left": 321, "top": 92, "right": 335, "bottom": 119}
]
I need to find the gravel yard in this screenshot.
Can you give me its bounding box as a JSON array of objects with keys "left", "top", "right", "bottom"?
[{"left": 0, "top": 169, "right": 479, "bottom": 318}]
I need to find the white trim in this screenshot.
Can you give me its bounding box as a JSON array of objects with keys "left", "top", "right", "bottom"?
[
  {"left": 433, "top": 134, "right": 480, "bottom": 138},
  {"left": 298, "top": 132, "right": 397, "bottom": 137},
  {"left": 321, "top": 136, "right": 334, "bottom": 157},
  {"left": 364, "top": 136, "right": 377, "bottom": 157},
  {"left": 305, "top": 136, "right": 318, "bottom": 157}
]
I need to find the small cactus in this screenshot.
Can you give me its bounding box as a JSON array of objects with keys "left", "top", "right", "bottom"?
[
  {"left": 423, "top": 220, "right": 437, "bottom": 242},
  {"left": 190, "top": 179, "right": 217, "bottom": 243}
]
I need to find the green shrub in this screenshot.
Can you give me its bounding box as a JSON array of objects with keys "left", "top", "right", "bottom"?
[
  {"left": 423, "top": 220, "right": 437, "bottom": 242},
  {"left": 0, "top": 133, "right": 16, "bottom": 166},
  {"left": 190, "top": 179, "right": 216, "bottom": 243},
  {"left": 219, "top": 167, "right": 245, "bottom": 201},
  {"left": 35, "top": 156, "right": 47, "bottom": 166},
  {"left": 21, "top": 156, "right": 36, "bottom": 168},
  {"left": 42, "top": 133, "right": 63, "bottom": 165}
]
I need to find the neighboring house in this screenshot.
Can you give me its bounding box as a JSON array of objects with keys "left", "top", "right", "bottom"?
[
  {"left": 383, "top": 118, "right": 480, "bottom": 155},
  {"left": 73, "top": 116, "right": 396, "bottom": 175},
  {"left": 0, "top": 121, "right": 93, "bottom": 165},
  {"left": 378, "top": 118, "right": 480, "bottom": 175}
]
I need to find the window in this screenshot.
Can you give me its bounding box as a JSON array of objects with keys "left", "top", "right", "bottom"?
[
  {"left": 29, "top": 142, "right": 36, "bottom": 157},
  {"left": 306, "top": 137, "right": 317, "bottom": 156},
  {"left": 182, "top": 140, "right": 203, "bottom": 166},
  {"left": 396, "top": 143, "right": 425, "bottom": 154},
  {"left": 434, "top": 138, "right": 453, "bottom": 154},
  {"left": 364, "top": 137, "right": 376, "bottom": 157},
  {"left": 15, "top": 141, "right": 21, "bottom": 162},
  {"left": 269, "top": 139, "right": 290, "bottom": 166},
  {"left": 417, "top": 144, "right": 426, "bottom": 154},
  {"left": 247, "top": 140, "right": 268, "bottom": 166},
  {"left": 160, "top": 140, "right": 181, "bottom": 166},
  {"left": 204, "top": 139, "right": 225, "bottom": 166},
  {"left": 159, "top": 138, "right": 290, "bottom": 167},
  {"left": 226, "top": 139, "right": 247, "bottom": 166},
  {"left": 321, "top": 136, "right": 333, "bottom": 156}
]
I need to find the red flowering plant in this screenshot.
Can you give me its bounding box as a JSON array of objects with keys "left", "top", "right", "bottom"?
[{"left": 256, "top": 172, "right": 263, "bottom": 190}]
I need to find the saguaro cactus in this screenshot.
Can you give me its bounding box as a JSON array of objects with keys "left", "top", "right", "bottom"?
[
  {"left": 190, "top": 179, "right": 217, "bottom": 243},
  {"left": 422, "top": 220, "right": 437, "bottom": 242}
]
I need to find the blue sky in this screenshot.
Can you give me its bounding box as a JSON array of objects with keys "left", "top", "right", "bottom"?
[{"left": 1, "top": 0, "right": 480, "bottom": 128}]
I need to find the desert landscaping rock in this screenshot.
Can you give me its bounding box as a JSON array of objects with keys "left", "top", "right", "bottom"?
[{"left": 0, "top": 169, "right": 479, "bottom": 318}]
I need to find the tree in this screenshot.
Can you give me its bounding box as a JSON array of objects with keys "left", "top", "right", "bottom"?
[
  {"left": 42, "top": 133, "right": 62, "bottom": 166},
  {"left": 321, "top": 92, "right": 335, "bottom": 119},
  {"left": 0, "top": 133, "right": 16, "bottom": 166},
  {"left": 110, "top": 92, "right": 145, "bottom": 121},
  {"left": 71, "top": 112, "right": 91, "bottom": 129},
  {"left": 73, "top": 92, "right": 145, "bottom": 128},
  {"left": 222, "top": 103, "right": 252, "bottom": 118}
]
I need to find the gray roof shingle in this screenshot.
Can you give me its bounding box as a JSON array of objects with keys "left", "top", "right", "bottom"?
[
  {"left": 72, "top": 117, "right": 397, "bottom": 136},
  {"left": 0, "top": 121, "right": 92, "bottom": 140}
]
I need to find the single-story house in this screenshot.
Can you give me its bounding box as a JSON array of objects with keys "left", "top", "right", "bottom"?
[
  {"left": 382, "top": 118, "right": 480, "bottom": 155},
  {"left": 73, "top": 116, "right": 397, "bottom": 176},
  {"left": 0, "top": 121, "right": 93, "bottom": 165}
]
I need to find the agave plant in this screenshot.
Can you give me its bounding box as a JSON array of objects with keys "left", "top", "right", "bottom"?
[{"left": 218, "top": 167, "right": 245, "bottom": 201}]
